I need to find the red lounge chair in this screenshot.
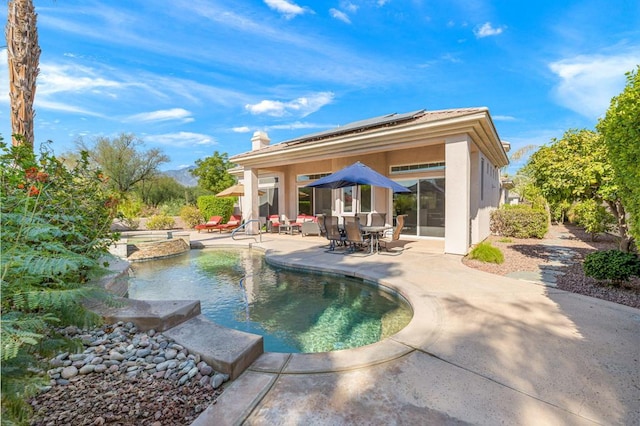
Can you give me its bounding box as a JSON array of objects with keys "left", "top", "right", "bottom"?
[
  {"left": 194, "top": 216, "right": 223, "bottom": 233},
  {"left": 214, "top": 215, "right": 242, "bottom": 233}
]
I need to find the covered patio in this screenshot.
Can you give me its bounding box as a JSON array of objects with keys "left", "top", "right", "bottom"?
[{"left": 229, "top": 108, "right": 510, "bottom": 255}]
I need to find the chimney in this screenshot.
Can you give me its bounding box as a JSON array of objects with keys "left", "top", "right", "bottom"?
[{"left": 252, "top": 131, "right": 270, "bottom": 151}]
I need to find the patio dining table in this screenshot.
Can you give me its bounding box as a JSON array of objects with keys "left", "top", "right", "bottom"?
[{"left": 360, "top": 225, "right": 393, "bottom": 254}]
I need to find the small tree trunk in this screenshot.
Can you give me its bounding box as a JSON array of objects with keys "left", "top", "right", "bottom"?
[{"left": 606, "top": 199, "right": 632, "bottom": 252}]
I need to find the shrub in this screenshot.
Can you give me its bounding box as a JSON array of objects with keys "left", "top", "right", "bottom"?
[
  {"left": 145, "top": 214, "right": 175, "bottom": 230},
  {"left": 583, "top": 250, "right": 640, "bottom": 283},
  {"left": 118, "top": 196, "right": 143, "bottom": 230},
  {"left": 570, "top": 200, "right": 616, "bottom": 241},
  {"left": 197, "top": 195, "right": 235, "bottom": 222},
  {"left": 1, "top": 140, "right": 116, "bottom": 422},
  {"left": 468, "top": 241, "right": 504, "bottom": 264},
  {"left": 180, "top": 205, "right": 203, "bottom": 228},
  {"left": 490, "top": 206, "right": 548, "bottom": 239}
]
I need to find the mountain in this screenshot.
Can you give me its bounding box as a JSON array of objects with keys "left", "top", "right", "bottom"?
[{"left": 162, "top": 167, "right": 198, "bottom": 187}]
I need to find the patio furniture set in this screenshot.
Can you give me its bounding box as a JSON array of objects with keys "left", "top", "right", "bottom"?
[{"left": 268, "top": 213, "right": 407, "bottom": 255}]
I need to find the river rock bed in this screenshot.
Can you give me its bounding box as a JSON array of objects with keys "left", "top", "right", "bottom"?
[{"left": 29, "top": 322, "right": 226, "bottom": 425}]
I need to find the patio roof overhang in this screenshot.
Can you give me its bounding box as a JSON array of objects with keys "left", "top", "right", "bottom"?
[{"left": 230, "top": 107, "right": 509, "bottom": 170}]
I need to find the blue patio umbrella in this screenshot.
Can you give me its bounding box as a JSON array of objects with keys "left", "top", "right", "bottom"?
[{"left": 306, "top": 161, "right": 411, "bottom": 193}]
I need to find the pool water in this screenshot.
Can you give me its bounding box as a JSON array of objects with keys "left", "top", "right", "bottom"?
[{"left": 127, "top": 249, "right": 412, "bottom": 353}]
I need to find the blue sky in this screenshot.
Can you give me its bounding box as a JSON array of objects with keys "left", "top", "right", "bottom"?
[{"left": 1, "top": 0, "right": 639, "bottom": 173}]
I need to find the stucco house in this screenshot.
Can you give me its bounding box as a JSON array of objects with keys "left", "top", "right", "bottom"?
[{"left": 229, "top": 108, "right": 510, "bottom": 255}]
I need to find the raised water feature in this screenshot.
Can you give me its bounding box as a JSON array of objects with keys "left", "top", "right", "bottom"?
[
  {"left": 110, "top": 231, "right": 191, "bottom": 261},
  {"left": 127, "top": 248, "right": 412, "bottom": 353}
]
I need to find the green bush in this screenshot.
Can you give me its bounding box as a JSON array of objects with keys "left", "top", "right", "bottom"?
[
  {"left": 1, "top": 140, "right": 116, "bottom": 422},
  {"left": 197, "top": 195, "right": 235, "bottom": 222},
  {"left": 180, "top": 205, "right": 203, "bottom": 228},
  {"left": 570, "top": 200, "right": 616, "bottom": 241},
  {"left": 117, "top": 196, "right": 142, "bottom": 230},
  {"left": 583, "top": 250, "right": 640, "bottom": 283},
  {"left": 490, "top": 206, "right": 548, "bottom": 239},
  {"left": 145, "top": 214, "right": 175, "bottom": 230},
  {"left": 468, "top": 241, "right": 504, "bottom": 264}
]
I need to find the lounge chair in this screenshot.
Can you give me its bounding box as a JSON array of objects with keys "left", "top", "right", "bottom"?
[
  {"left": 378, "top": 215, "right": 408, "bottom": 253},
  {"left": 194, "top": 216, "right": 223, "bottom": 233},
  {"left": 214, "top": 215, "right": 242, "bottom": 233}
]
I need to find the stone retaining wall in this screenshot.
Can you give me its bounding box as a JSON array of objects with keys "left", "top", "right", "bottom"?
[{"left": 128, "top": 238, "right": 190, "bottom": 262}]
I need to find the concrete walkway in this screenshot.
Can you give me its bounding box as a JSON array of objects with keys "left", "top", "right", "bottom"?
[{"left": 181, "top": 231, "right": 639, "bottom": 425}]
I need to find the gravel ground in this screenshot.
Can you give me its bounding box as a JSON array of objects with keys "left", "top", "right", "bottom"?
[
  {"left": 463, "top": 223, "right": 640, "bottom": 309},
  {"left": 28, "top": 324, "right": 224, "bottom": 426}
]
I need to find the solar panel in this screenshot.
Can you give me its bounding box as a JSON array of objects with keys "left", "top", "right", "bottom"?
[{"left": 283, "top": 109, "right": 425, "bottom": 145}]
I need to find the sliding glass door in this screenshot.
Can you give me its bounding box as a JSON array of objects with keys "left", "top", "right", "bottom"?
[{"left": 393, "top": 178, "right": 445, "bottom": 237}]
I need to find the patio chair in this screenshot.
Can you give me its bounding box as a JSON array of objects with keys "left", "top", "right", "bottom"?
[
  {"left": 324, "top": 215, "right": 346, "bottom": 251},
  {"left": 357, "top": 213, "right": 369, "bottom": 226},
  {"left": 267, "top": 215, "right": 281, "bottom": 233},
  {"left": 316, "top": 214, "right": 327, "bottom": 236},
  {"left": 378, "top": 215, "right": 408, "bottom": 253},
  {"left": 344, "top": 216, "right": 371, "bottom": 253},
  {"left": 214, "top": 215, "right": 242, "bottom": 233},
  {"left": 279, "top": 214, "right": 301, "bottom": 234},
  {"left": 194, "top": 216, "right": 223, "bottom": 233},
  {"left": 370, "top": 212, "right": 387, "bottom": 227}
]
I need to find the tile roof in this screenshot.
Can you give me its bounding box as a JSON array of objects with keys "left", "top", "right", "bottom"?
[{"left": 232, "top": 107, "right": 488, "bottom": 159}]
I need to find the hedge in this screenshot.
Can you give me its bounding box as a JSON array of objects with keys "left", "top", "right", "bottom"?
[
  {"left": 490, "top": 206, "right": 548, "bottom": 239},
  {"left": 197, "top": 195, "right": 235, "bottom": 222}
]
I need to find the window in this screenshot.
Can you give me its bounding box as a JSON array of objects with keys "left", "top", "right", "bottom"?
[
  {"left": 360, "top": 185, "right": 372, "bottom": 212},
  {"left": 297, "top": 173, "right": 331, "bottom": 182},
  {"left": 342, "top": 187, "right": 353, "bottom": 213},
  {"left": 298, "top": 187, "right": 332, "bottom": 215},
  {"left": 481, "top": 158, "right": 485, "bottom": 201},
  {"left": 391, "top": 162, "right": 445, "bottom": 174}
]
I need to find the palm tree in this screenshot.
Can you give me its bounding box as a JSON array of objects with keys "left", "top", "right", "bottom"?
[{"left": 6, "top": 0, "right": 41, "bottom": 148}]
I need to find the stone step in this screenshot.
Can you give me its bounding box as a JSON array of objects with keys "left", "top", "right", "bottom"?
[
  {"left": 164, "top": 315, "right": 263, "bottom": 380},
  {"left": 94, "top": 298, "right": 201, "bottom": 332}
]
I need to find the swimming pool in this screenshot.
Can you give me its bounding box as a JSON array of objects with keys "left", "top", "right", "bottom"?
[{"left": 127, "top": 248, "right": 412, "bottom": 353}]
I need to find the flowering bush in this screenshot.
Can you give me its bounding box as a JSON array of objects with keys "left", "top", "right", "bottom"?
[{"left": 1, "top": 139, "right": 118, "bottom": 421}]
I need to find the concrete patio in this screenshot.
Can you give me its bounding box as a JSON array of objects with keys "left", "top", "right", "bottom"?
[{"left": 129, "top": 230, "right": 640, "bottom": 425}]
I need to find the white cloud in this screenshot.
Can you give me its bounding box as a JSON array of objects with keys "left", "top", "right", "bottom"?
[
  {"left": 35, "top": 99, "right": 105, "bottom": 116},
  {"left": 232, "top": 126, "right": 252, "bottom": 133},
  {"left": 38, "top": 63, "right": 125, "bottom": 96},
  {"left": 329, "top": 8, "right": 351, "bottom": 24},
  {"left": 245, "top": 92, "right": 334, "bottom": 117},
  {"left": 493, "top": 115, "right": 517, "bottom": 121},
  {"left": 474, "top": 22, "right": 505, "bottom": 38},
  {"left": 126, "top": 108, "right": 194, "bottom": 123},
  {"left": 265, "top": 121, "right": 336, "bottom": 131},
  {"left": 341, "top": 1, "right": 358, "bottom": 13},
  {"left": 377, "top": 0, "right": 390, "bottom": 6},
  {"left": 264, "top": 0, "right": 307, "bottom": 19},
  {"left": 146, "top": 132, "right": 217, "bottom": 148},
  {"left": 549, "top": 50, "right": 640, "bottom": 119}
]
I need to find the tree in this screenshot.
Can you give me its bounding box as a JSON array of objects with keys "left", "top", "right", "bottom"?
[
  {"left": 77, "top": 133, "right": 169, "bottom": 196},
  {"left": 524, "top": 129, "right": 632, "bottom": 250},
  {"left": 597, "top": 66, "right": 640, "bottom": 251},
  {"left": 191, "top": 151, "right": 235, "bottom": 194},
  {"left": 6, "top": 0, "right": 41, "bottom": 148},
  {"left": 137, "top": 175, "right": 186, "bottom": 207}
]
